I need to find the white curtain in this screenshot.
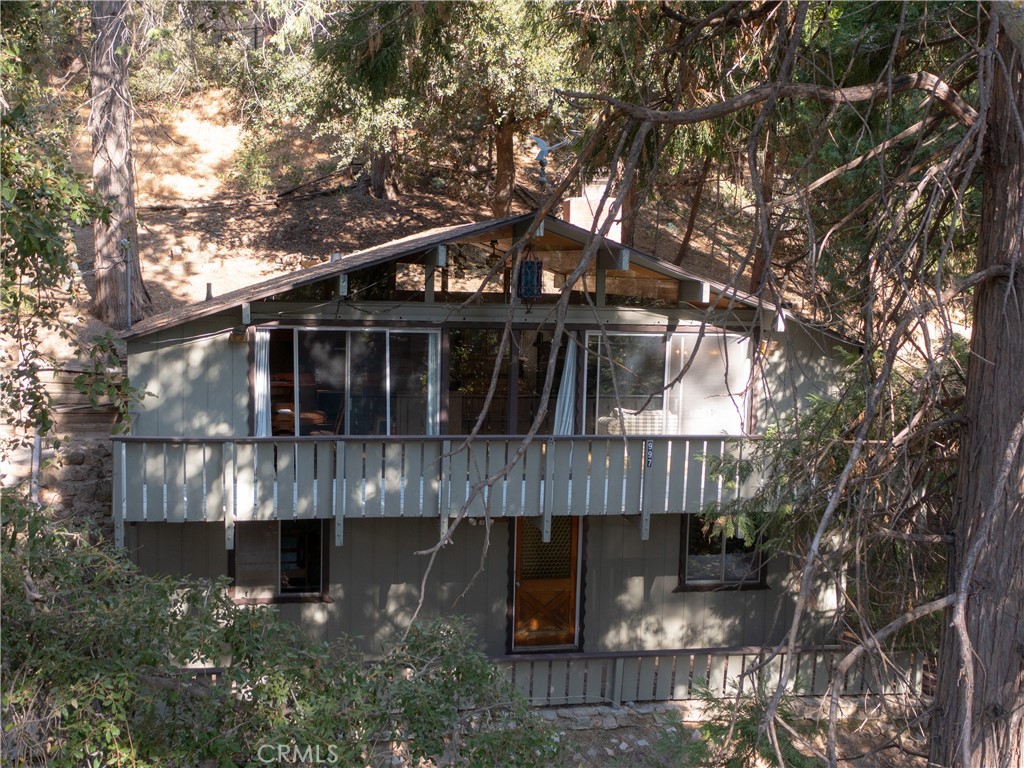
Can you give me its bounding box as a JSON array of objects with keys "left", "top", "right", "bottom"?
[
  {"left": 553, "top": 334, "right": 578, "bottom": 435},
  {"left": 254, "top": 329, "right": 271, "bottom": 437},
  {"left": 427, "top": 332, "right": 440, "bottom": 435}
]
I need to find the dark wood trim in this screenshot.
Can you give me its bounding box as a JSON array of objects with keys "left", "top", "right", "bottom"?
[
  {"left": 227, "top": 545, "right": 236, "bottom": 598},
  {"left": 246, "top": 327, "right": 255, "bottom": 436},
  {"left": 232, "top": 593, "right": 334, "bottom": 606},
  {"left": 440, "top": 329, "right": 450, "bottom": 434},
  {"left": 493, "top": 643, "right": 842, "bottom": 663},
  {"left": 320, "top": 519, "right": 332, "bottom": 601},
  {"left": 505, "top": 518, "right": 516, "bottom": 655}
]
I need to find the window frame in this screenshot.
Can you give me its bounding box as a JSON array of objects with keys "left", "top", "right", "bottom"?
[
  {"left": 675, "top": 514, "right": 767, "bottom": 592},
  {"left": 583, "top": 330, "right": 752, "bottom": 437},
  {"left": 259, "top": 326, "right": 440, "bottom": 437},
  {"left": 229, "top": 519, "right": 333, "bottom": 605}
]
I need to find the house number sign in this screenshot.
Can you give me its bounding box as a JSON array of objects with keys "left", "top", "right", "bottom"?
[{"left": 646, "top": 440, "right": 654, "bottom": 467}]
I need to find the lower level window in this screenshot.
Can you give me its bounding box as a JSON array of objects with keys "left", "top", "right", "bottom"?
[
  {"left": 232, "top": 520, "right": 330, "bottom": 603},
  {"left": 679, "top": 514, "right": 764, "bottom": 590}
]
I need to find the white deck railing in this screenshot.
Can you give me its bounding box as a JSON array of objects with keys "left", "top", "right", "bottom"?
[{"left": 112, "top": 435, "right": 759, "bottom": 546}]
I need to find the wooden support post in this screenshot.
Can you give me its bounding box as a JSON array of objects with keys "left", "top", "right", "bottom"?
[
  {"left": 542, "top": 439, "right": 554, "bottom": 542},
  {"left": 677, "top": 279, "right": 710, "bottom": 305},
  {"left": 335, "top": 441, "right": 345, "bottom": 546},
  {"left": 611, "top": 657, "right": 624, "bottom": 705},
  {"left": 114, "top": 442, "right": 125, "bottom": 547},
  {"left": 224, "top": 442, "right": 235, "bottom": 550},
  {"left": 439, "top": 439, "right": 452, "bottom": 539},
  {"left": 425, "top": 245, "right": 446, "bottom": 303}
]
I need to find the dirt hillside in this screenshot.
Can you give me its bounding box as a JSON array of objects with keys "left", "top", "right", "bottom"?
[{"left": 63, "top": 92, "right": 756, "bottom": 355}]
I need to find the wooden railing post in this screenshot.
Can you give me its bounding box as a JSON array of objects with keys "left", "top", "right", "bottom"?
[
  {"left": 224, "top": 441, "right": 235, "bottom": 550},
  {"left": 611, "top": 657, "right": 624, "bottom": 705},
  {"left": 113, "top": 440, "right": 125, "bottom": 547}
]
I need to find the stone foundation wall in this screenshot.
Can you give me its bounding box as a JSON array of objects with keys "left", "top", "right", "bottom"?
[{"left": 37, "top": 439, "right": 115, "bottom": 540}]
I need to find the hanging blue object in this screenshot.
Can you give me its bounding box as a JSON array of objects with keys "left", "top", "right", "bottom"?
[{"left": 519, "top": 259, "right": 543, "bottom": 299}]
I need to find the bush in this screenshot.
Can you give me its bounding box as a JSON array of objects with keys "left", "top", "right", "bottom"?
[
  {"left": 687, "top": 677, "right": 822, "bottom": 768},
  {"left": 1, "top": 489, "right": 556, "bottom": 767}
]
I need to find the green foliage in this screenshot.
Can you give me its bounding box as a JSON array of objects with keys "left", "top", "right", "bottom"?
[
  {"left": 315, "top": 0, "right": 572, "bottom": 190},
  {"left": 127, "top": 0, "right": 247, "bottom": 103},
  {"left": 688, "top": 678, "right": 821, "bottom": 768},
  {"left": 1, "top": 4, "right": 144, "bottom": 447},
  {"left": 1, "top": 490, "right": 556, "bottom": 767},
  {"left": 708, "top": 346, "right": 963, "bottom": 652}
]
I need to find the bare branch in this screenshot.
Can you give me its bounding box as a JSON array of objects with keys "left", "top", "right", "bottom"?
[{"left": 560, "top": 70, "right": 979, "bottom": 128}]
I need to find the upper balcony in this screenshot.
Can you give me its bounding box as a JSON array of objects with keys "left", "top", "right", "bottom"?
[{"left": 111, "top": 434, "right": 759, "bottom": 547}]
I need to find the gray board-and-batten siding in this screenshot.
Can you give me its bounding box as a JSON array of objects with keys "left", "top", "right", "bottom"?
[{"left": 125, "top": 515, "right": 832, "bottom": 657}]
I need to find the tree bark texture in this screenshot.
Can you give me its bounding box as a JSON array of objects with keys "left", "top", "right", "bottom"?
[
  {"left": 928, "top": 26, "right": 1024, "bottom": 768},
  {"left": 674, "top": 153, "right": 711, "bottom": 265},
  {"left": 368, "top": 150, "right": 394, "bottom": 199},
  {"left": 90, "top": 0, "right": 151, "bottom": 329},
  {"left": 490, "top": 119, "right": 515, "bottom": 218}
]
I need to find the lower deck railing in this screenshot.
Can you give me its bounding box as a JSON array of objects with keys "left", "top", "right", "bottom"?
[
  {"left": 112, "top": 435, "right": 759, "bottom": 547},
  {"left": 184, "top": 646, "right": 926, "bottom": 709},
  {"left": 493, "top": 646, "right": 927, "bottom": 707}
]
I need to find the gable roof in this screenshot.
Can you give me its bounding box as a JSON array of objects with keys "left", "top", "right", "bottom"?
[{"left": 122, "top": 210, "right": 787, "bottom": 340}]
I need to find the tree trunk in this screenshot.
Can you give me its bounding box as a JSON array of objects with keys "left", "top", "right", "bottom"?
[
  {"left": 674, "top": 153, "right": 712, "bottom": 265},
  {"left": 368, "top": 150, "right": 394, "bottom": 199},
  {"left": 367, "top": 128, "right": 399, "bottom": 200},
  {"left": 490, "top": 118, "right": 515, "bottom": 218},
  {"left": 928, "top": 26, "right": 1024, "bottom": 768},
  {"left": 90, "top": 0, "right": 151, "bottom": 329},
  {"left": 619, "top": 173, "right": 636, "bottom": 248}
]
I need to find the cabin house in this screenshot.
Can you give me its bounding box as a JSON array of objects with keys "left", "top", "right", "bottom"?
[{"left": 114, "top": 209, "right": 860, "bottom": 702}]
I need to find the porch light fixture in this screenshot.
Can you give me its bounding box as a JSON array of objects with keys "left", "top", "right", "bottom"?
[
  {"left": 228, "top": 327, "right": 248, "bottom": 343},
  {"left": 518, "top": 247, "right": 543, "bottom": 300}
]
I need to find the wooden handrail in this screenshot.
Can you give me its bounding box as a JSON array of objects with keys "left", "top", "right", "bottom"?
[
  {"left": 491, "top": 644, "right": 842, "bottom": 664},
  {"left": 111, "top": 433, "right": 762, "bottom": 445}
]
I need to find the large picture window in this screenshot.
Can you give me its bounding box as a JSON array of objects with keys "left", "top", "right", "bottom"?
[
  {"left": 259, "top": 328, "right": 439, "bottom": 436},
  {"left": 585, "top": 331, "right": 750, "bottom": 436},
  {"left": 678, "top": 514, "right": 764, "bottom": 590}
]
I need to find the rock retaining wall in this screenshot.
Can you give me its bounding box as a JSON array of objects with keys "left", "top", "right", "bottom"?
[{"left": 36, "top": 439, "right": 115, "bottom": 539}]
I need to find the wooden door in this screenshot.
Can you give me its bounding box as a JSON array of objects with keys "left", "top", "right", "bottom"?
[{"left": 513, "top": 517, "right": 580, "bottom": 649}]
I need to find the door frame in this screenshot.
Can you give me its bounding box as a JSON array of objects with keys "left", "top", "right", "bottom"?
[{"left": 509, "top": 516, "right": 584, "bottom": 652}]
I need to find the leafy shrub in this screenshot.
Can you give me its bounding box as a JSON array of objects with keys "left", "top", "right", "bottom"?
[
  {"left": 1, "top": 490, "right": 556, "bottom": 767},
  {"left": 688, "top": 677, "right": 822, "bottom": 768}
]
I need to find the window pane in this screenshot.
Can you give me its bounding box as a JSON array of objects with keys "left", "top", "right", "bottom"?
[
  {"left": 234, "top": 521, "right": 279, "bottom": 599},
  {"left": 349, "top": 331, "right": 388, "bottom": 435},
  {"left": 685, "top": 515, "right": 723, "bottom": 583},
  {"left": 269, "top": 329, "right": 296, "bottom": 435},
  {"left": 723, "top": 532, "right": 760, "bottom": 583},
  {"left": 297, "top": 330, "right": 346, "bottom": 435},
  {"left": 448, "top": 329, "right": 510, "bottom": 434},
  {"left": 280, "top": 520, "right": 322, "bottom": 595},
  {"left": 684, "top": 515, "right": 761, "bottom": 586},
  {"left": 587, "top": 335, "right": 666, "bottom": 433},
  {"left": 675, "top": 335, "right": 750, "bottom": 435},
  {"left": 515, "top": 330, "right": 563, "bottom": 435},
  {"left": 390, "top": 333, "right": 433, "bottom": 435}
]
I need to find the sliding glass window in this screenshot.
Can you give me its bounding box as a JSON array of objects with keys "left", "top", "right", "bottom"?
[{"left": 261, "top": 328, "right": 439, "bottom": 436}]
